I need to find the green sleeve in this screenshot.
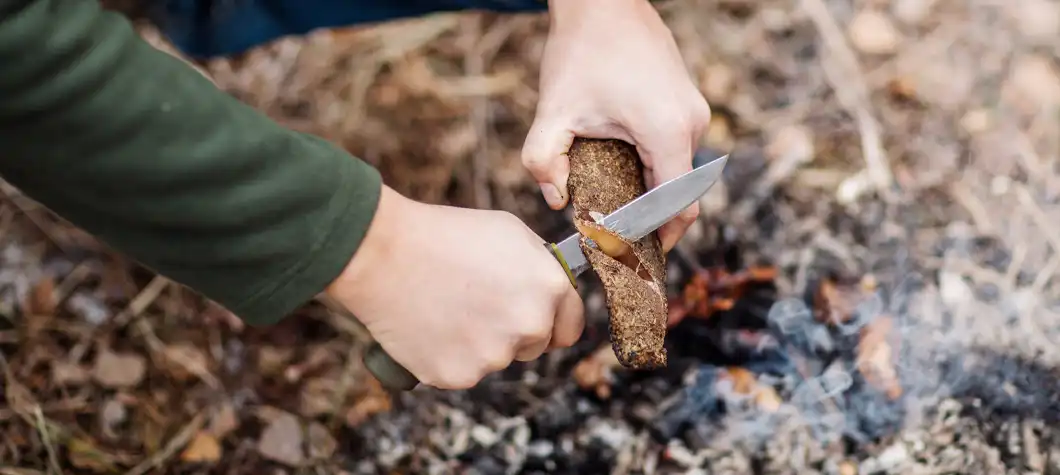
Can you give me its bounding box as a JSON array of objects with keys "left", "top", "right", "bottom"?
[{"left": 0, "top": 0, "right": 383, "bottom": 325}]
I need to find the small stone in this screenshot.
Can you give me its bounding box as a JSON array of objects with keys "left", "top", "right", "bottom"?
[
  {"left": 470, "top": 425, "right": 499, "bottom": 447},
  {"left": 257, "top": 412, "right": 306, "bottom": 467},
  {"left": 91, "top": 349, "right": 146, "bottom": 389},
  {"left": 848, "top": 10, "right": 901, "bottom": 55},
  {"left": 876, "top": 443, "right": 909, "bottom": 470},
  {"left": 939, "top": 271, "right": 974, "bottom": 309}
]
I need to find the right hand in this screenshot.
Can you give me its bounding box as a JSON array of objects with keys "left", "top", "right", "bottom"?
[{"left": 325, "top": 185, "right": 585, "bottom": 389}]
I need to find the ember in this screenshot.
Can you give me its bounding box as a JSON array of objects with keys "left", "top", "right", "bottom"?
[{"left": 611, "top": 261, "right": 909, "bottom": 451}]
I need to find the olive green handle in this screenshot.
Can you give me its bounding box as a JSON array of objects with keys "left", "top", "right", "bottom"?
[
  {"left": 362, "top": 241, "right": 576, "bottom": 391},
  {"left": 364, "top": 341, "right": 420, "bottom": 391}
]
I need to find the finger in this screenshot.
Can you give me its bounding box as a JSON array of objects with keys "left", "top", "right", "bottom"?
[
  {"left": 658, "top": 202, "right": 699, "bottom": 253},
  {"left": 522, "top": 116, "right": 575, "bottom": 210},
  {"left": 637, "top": 133, "right": 699, "bottom": 253},
  {"left": 515, "top": 333, "right": 552, "bottom": 362},
  {"left": 549, "top": 289, "right": 585, "bottom": 349}
]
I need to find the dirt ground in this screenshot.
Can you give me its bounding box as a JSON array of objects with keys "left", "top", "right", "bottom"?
[{"left": 3, "top": 0, "right": 1060, "bottom": 473}]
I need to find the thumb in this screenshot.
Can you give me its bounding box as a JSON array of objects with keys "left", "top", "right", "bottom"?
[{"left": 522, "top": 116, "right": 574, "bottom": 210}]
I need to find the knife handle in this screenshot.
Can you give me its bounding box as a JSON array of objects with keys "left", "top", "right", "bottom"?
[{"left": 363, "top": 241, "right": 578, "bottom": 391}]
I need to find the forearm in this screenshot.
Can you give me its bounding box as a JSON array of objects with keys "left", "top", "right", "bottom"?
[{"left": 0, "top": 0, "right": 382, "bottom": 324}]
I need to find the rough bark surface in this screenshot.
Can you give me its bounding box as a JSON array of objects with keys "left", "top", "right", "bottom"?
[{"left": 567, "top": 138, "right": 668, "bottom": 369}]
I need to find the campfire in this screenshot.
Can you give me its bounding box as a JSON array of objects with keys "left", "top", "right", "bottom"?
[{"left": 571, "top": 255, "right": 906, "bottom": 452}]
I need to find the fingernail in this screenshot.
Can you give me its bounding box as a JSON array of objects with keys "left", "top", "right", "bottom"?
[{"left": 541, "top": 183, "right": 563, "bottom": 208}]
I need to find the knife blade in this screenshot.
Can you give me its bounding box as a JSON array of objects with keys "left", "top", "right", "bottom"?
[{"left": 547, "top": 152, "right": 728, "bottom": 285}]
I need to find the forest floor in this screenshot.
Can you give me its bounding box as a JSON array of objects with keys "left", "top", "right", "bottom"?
[{"left": 3, "top": 0, "right": 1060, "bottom": 473}]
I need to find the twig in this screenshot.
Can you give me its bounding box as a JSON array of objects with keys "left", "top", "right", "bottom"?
[
  {"left": 948, "top": 180, "right": 997, "bottom": 236},
  {"left": 32, "top": 406, "right": 64, "bottom": 475},
  {"left": 800, "top": 0, "right": 895, "bottom": 198},
  {"left": 134, "top": 315, "right": 222, "bottom": 390},
  {"left": 122, "top": 411, "right": 206, "bottom": 475},
  {"left": 0, "top": 397, "right": 90, "bottom": 422},
  {"left": 68, "top": 275, "right": 170, "bottom": 362}
]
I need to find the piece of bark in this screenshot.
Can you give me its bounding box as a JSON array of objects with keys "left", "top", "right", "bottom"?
[{"left": 567, "top": 138, "right": 668, "bottom": 369}]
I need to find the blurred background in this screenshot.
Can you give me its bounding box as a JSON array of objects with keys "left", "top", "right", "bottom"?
[{"left": 2, "top": 0, "right": 1060, "bottom": 473}]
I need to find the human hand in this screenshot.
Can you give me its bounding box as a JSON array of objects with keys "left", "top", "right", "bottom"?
[
  {"left": 522, "top": 0, "right": 712, "bottom": 252},
  {"left": 325, "top": 186, "right": 585, "bottom": 389}
]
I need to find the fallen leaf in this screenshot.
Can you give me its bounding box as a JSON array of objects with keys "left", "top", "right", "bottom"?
[
  {"left": 51, "top": 361, "right": 90, "bottom": 386},
  {"left": 22, "top": 276, "right": 56, "bottom": 316},
  {"left": 181, "top": 431, "right": 222, "bottom": 463},
  {"left": 91, "top": 348, "right": 146, "bottom": 389},
  {"left": 345, "top": 376, "right": 392, "bottom": 427},
  {"left": 257, "top": 412, "right": 306, "bottom": 467},
  {"left": 67, "top": 437, "right": 119, "bottom": 473},
  {"left": 571, "top": 344, "right": 622, "bottom": 399}
]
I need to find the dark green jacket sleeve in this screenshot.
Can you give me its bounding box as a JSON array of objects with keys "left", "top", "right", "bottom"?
[{"left": 0, "top": 0, "right": 383, "bottom": 325}]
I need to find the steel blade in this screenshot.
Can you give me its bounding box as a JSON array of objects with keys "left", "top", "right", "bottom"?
[{"left": 553, "top": 153, "right": 728, "bottom": 277}]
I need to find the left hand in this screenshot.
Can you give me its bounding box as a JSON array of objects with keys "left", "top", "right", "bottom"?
[{"left": 522, "top": 0, "right": 712, "bottom": 252}]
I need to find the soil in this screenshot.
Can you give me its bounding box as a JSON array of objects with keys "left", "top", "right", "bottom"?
[{"left": 3, "top": 0, "right": 1060, "bottom": 474}]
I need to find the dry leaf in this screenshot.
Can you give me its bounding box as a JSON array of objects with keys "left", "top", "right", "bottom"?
[
  {"left": 22, "top": 276, "right": 56, "bottom": 316},
  {"left": 51, "top": 361, "right": 90, "bottom": 386},
  {"left": 307, "top": 422, "right": 338, "bottom": 460},
  {"left": 345, "top": 377, "right": 392, "bottom": 427},
  {"left": 91, "top": 348, "right": 146, "bottom": 389},
  {"left": 257, "top": 412, "right": 306, "bottom": 467},
  {"left": 181, "top": 431, "right": 222, "bottom": 463},
  {"left": 572, "top": 344, "right": 623, "bottom": 399},
  {"left": 67, "top": 437, "right": 119, "bottom": 473}
]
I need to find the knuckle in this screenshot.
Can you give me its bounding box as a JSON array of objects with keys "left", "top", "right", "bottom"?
[
  {"left": 520, "top": 314, "right": 553, "bottom": 341},
  {"left": 482, "top": 344, "right": 515, "bottom": 373},
  {"left": 430, "top": 368, "right": 479, "bottom": 390}
]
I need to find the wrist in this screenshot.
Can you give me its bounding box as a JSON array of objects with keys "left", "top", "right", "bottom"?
[
  {"left": 324, "top": 184, "right": 413, "bottom": 307},
  {"left": 547, "top": 0, "right": 654, "bottom": 21}
]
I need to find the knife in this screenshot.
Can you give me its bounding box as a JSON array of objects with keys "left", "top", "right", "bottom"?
[{"left": 363, "top": 152, "right": 730, "bottom": 391}]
